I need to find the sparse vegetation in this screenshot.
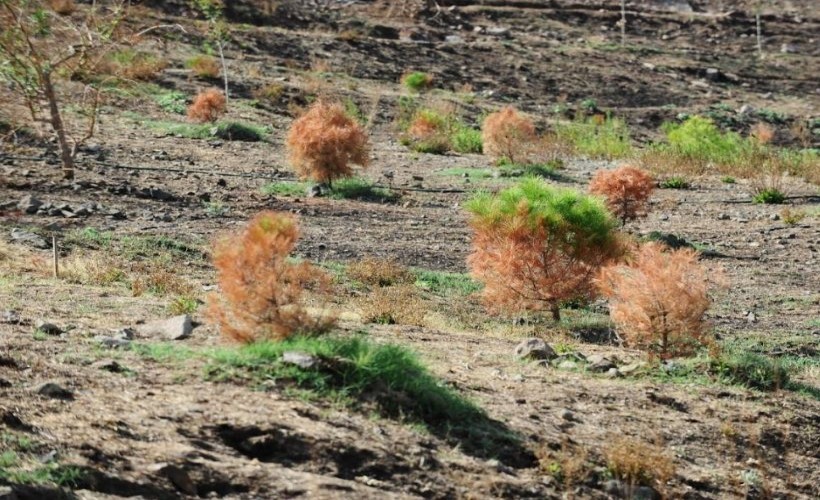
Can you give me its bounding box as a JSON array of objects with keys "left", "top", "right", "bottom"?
[
  {"left": 603, "top": 437, "right": 675, "bottom": 494},
  {"left": 553, "top": 114, "right": 633, "bottom": 159},
  {"left": 186, "top": 54, "right": 221, "bottom": 79},
  {"left": 659, "top": 176, "right": 689, "bottom": 189},
  {"left": 466, "top": 178, "right": 623, "bottom": 322},
  {"left": 207, "top": 211, "right": 335, "bottom": 343},
  {"left": 752, "top": 188, "right": 786, "bottom": 204}
]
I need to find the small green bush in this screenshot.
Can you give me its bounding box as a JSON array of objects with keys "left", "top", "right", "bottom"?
[
  {"left": 451, "top": 126, "right": 483, "bottom": 154},
  {"left": 154, "top": 91, "right": 187, "bottom": 114},
  {"left": 721, "top": 176, "right": 736, "bottom": 184},
  {"left": 213, "top": 121, "right": 267, "bottom": 142},
  {"left": 659, "top": 176, "right": 689, "bottom": 189},
  {"left": 329, "top": 177, "right": 397, "bottom": 202},
  {"left": 752, "top": 188, "right": 786, "bottom": 204},
  {"left": 261, "top": 181, "right": 307, "bottom": 197},
  {"left": 660, "top": 116, "right": 746, "bottom": 165},
  {"left": 402, "top": 71, "right": 433, "bottom": 92}
]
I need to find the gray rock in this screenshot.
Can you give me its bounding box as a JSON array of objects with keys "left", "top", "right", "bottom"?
[
  {"left": 738, "top": 104, "right": 755, "bottom": 116},
  {"left": 603, "top": 479, "right": 624, "bottom": 495},
  {"left": 306, "top": 184, "right": 326, "bottom": 198},
  {"left": 586, "top": 354, "right": 616, "bottom": 373},
  {"left": 1, "top": 310, "right": 21, "bottom": 324},
  {"left": 92, "top": 359, "right": 128, "bottom": 373},
  {"left": 605, "top": 367, "right": 621, "bottom": 378},
  {"left": 94, "top": 336, "right": 132, "bottom": 349},
  {"left": 634, "top": 486, "right": 661, "bottom": 500},
  {"left": 705, "top": 68, "right": 721, "bottom": 80},
  {"left": 556, "top": 360, "right": 578, "bottom": 370},
  {"left": 10, "top": 228, "right": 50, "bottom": 249},
  {"left": 514, "top": 338, "right": 557, "bottom": 361},
  {"left": 0, "top": 378, "right": 11, "bottom": 388},
  {"left": 17, "top": 195, "right": 42, "bottom": 214},
  {"left": 769, "top": 213, "right": 780, "bottom": 221},
  {"left": 717, "top": 213, "right": 730, "bottom": 220},
  {"left": 282, "top": 351, "right": 318, "bottom": 369},
  {"left": 137, "top": 315, "right": 193, "bottom": 340},
  {"left": 35, "top": 382, "right": 74, "bottom": 400},
  {"left": 0, "top": 486, "right": 17, "bottom": 500},
  {"left": 780, "top": 43, "right": 797, "bottom": 54},
  {"left": 619, "top": 361, "right": 648, "bottom": 375},
  {"left": 35, "top": 321, "right": 62, "bottom": 336},
  {"left": 746, "top": 311, "right": 757, "bottom": 323}
]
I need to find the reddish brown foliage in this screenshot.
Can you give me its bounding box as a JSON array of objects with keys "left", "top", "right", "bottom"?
[
  {"left": 207, "top": 211, "right": 335, "bottom": 343},
  {"left": 286, "top": 101, "right": 369, "bottom": 185},
  {"left": 481, "top": 106, "right": 536, "bottom": 164},
  {"left": 187, "top": 88, "right": 226, "bottom": 123},
  {"left": 466, "top": 181, "right": 624, "bottom": 321},
  {"left": 597, "top": 243, "right": 716, "bottom": 358},
  {"left": 589, "top": 165, "right": 655, "bottom": 225}
]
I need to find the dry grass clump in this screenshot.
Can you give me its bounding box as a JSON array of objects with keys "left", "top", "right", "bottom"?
[
  {"left": 187, "top": 88, "right": 226, "bottom": 123},
  {"left": 187, "top": 55, "right": 220, "bottom": 79},
  {"left": 253, "top": 83, "right": 285, "bottom": 103},
  {"left": 60, "top": 253, "right": 126, "bottom": 286},
  {"left": 130, "top": 262, "right": 197, "bottom": 298},
  {"left": 346, "top": 258, "right": 414, "bottom": 288},
  {"left": 589, "top": 165, "right": 655, "bottom": 225},
  {"left": 536, "top": 440, "right": 591, "bottom": 489},
  {"left": 481, "top": 106, "right": 536, "bottom": 164},
  {"left": 597, "top": 243, "right": 719, "bottom": 358},
  {"left": 358, "top": 284, "right": 426, "bottom": 326},
  {"left": 286, "top": 101, "right": 369, "bottom": 185},
  {"left": 49, "top": 0, "right": 76, "bottom": 15},
  {"left": 208, "top": 211, "right": 335, "bottom": 343},
  {"left": 603, "top": 437, "right": 675, "bottom": 493}
]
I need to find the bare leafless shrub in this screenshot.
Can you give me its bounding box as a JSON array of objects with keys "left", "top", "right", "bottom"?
[
  {"left": 603, "top": 437, "right": 675, "bottom": 495},
  {"left": 207, "top": 211, "right": 335, "bottom": 343},
  {"left": 589, "top": 165, "right": 655, "bottom": 225},
  {"left": 358, "top": 284, "right": 426, "bottom": 326},
  {"left": 597, "top": 242, "right": 720, "bottom": 358},
  {"left": 286, "top": 101, "right": 369, "bottom": 185},
  {"left": 187, "top": 88, "right": 226, "bottom": 123}
]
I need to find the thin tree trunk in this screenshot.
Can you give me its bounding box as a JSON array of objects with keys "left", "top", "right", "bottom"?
[
  {"left": 42, "top": 70, "right": 74, "bottom": 180},
  {"left": 620, "top": 0, "right": 626, "bottom": 47},
  {"left": 755, "top": 12, "right": 763, "bottom": 58},
  {"left": 551, "top": 303, "right": 561, "bottom": 322},
  {"left": 218, "top": 40, "right": 229, "bottom": 102}
]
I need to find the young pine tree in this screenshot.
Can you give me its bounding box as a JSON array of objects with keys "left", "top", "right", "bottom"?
[
  {"left": 466, "top": 178, "right": 624, "bottom": 322},
  {"left": 187, "top": 88, "right": 226, "bottom": 123},
  {"left": 481, "top": 106, "right": 536, "bottom": 165},
  {"left": 286, "top": 101, "right": 369, "bottom": 186},
  {"left": 588, "top": 165, "right": 655, "bottom": 225},
  {"left": 597, "top": 243, "right": 717, "bottom": 358},
  {"left": 207, "top": 211, "right": 334, "bottom": 343}
]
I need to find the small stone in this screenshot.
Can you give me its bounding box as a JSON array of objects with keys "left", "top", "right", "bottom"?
[
  {"left": 560, "top": 409, "right": 575, "bottom": 421},
  {"left": 35, "top": 321, "right": 62, "bottom": 335},
  {"left": 605, "top": 367, "right": 621, "bottom": 378},
  {"left": 780, "top": 43, "right": 797, "bottom": 54},
  {"left": 0, "top": 378, "right": 11, "bottom": 388},
  {"left": 17, "top": 195, "right": 42, "bottom": 214},
  {"left": 746, "top": 311, "right": 757, "bottom": 323},
  {"left": 513, "top": 338, "right": 557, "bottom": 361},
  {"left": 619, "top": 361, "right": 648, "bottom": 375},
  {"left": 0, "top": 485, "right": 17, "bottom": 500},
  {"left": 94, "top": 336, "right": 131, "bottom": 349},
  {"left": 160, "top": 465, "right": 197, "bottom": 495},
  {"left": 587, "top": 354, "right": 616, "bottom": 373},
  {"left": 1, "top": 310, "right": 21, "bottom": 324},
  {"left": 737, "top": 104, "right": 755, "bottom": 116},
  {"left": 10, "top": 228, "right": 50, "bottom": 249},
  {"left": 35, "top": 382, "right": 74, "bottom": 400},
  {"left": 633, "top": 486, "right": 661, "bottom": 500},
  {"left": 769, "top": 213, "right": 780, "bottom": 221},
  {"left": 717, "top": 213, "right": 730, "bottom": 220},
  {"left": 556, "top": 360, "right": 578, "bottom": 370},
  {"left": 137, "top": 315, "right": 193, "bottom": 341},
  {"left": 92, "top": 359, "right": 128, "bottom": 373},
  {"left": 603, "top": 479, "right": 624, "bottom": 495},
  {"left": 306, "top": 184, "right": 325, "bottom": 198},
  {"left": 281, "top": 351, "right": 318, "bottom": 369}
]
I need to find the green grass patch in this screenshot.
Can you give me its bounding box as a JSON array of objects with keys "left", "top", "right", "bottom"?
[
  {"left": 64, "top": 228, "right": 206, "bottom": 261},
  {"left": 128, "top": 114, "right": 268, "bottom": 141},
  {"left": 261, "top": 180, "right": 308, "bottom": 197},
  {"left": 204, "top": 334, "right": 530, "bottom": 464},
  {"left": 554, "top": 115, "right": 633, "bottom": 159},
  {"left": 154, "top": 90, "right": 187, "bottom": 114},
  {"left": 328, "top": 177, "right": 398, "bottom": 202},
  {"left": 752, "top": 188, "right": 786, "bottom": 204},
  {"left": 437, "top": 167, "right": 493, "bottom": 179},
  {"left": 721, "top": 176, "right": 736, "bottom": 184},
  {"left": 402, "top": 71, "right": 433, "bottom": 92},
  {"left": 659, "top": 176, "right": 690, "bottom": 189},
  {"left": 133, "top": 342, "right": 197, "bottom": 363},
  {"left": 0, "top": 441, "right": 84, "bottom": 488},
  {"left": 412, "top": 269, "right": 482, "bottom": 296},
  {"left": 659, "top": 115, "right": 746, "bottom": 165}
]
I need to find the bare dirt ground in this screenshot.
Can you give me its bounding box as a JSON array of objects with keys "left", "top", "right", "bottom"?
[{"left": 1, "top": 1, "right": 819, "bottom": 499}]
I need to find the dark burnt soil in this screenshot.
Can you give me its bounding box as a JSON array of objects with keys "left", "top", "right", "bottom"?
[{"left": 1, "top": 1, "right": 819, "bottom": 499}]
